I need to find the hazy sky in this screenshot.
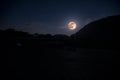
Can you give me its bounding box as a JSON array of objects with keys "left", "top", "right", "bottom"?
[{"left": 0, "top": 0, "right": 120, "bottom": 35}]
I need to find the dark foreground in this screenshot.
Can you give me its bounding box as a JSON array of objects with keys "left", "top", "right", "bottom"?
[{"left": 1, "top": 38, "right": 114, "bottom": 80}]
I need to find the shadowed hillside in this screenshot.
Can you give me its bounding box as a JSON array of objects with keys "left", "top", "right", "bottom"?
[
  {"left": 1, "top": 15, "right": 119, "bottom": 80},
  {"left": 71, "top": 15, "right": 120, "bottom": 49}
]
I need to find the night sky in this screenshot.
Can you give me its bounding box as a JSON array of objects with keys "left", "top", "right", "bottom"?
[{"left": 0, "top": 0, "right": 120, "bottom": 35}]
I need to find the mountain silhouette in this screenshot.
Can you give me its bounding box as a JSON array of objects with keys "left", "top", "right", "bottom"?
[
  {"left": 1, "top": 15, "right": 119, "bottom": 80},
  {"left": 71, "top": 15, "right": 120, "bottom": 49}
]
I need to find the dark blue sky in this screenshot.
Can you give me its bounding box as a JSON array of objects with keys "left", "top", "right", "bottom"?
[{"left": 0, "top": 0, "right": 120, "bottom": 35}]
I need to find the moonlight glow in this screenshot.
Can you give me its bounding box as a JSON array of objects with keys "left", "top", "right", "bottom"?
[{"left": 68, "top": 21, "right": 77, "bottom": 30}]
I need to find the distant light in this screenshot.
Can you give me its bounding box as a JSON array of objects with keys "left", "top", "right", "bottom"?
[{"left": 16, "top": 42, "right": 22, "bottom": 47}]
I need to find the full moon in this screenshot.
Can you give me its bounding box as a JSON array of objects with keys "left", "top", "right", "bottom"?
[{"left": 68, "top": 21, "right": 77, "bottom": 30}]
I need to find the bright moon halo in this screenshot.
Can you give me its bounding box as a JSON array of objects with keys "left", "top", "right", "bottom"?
[{"left": 68, "top": 21, "right": 77, "bottom": 30}]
